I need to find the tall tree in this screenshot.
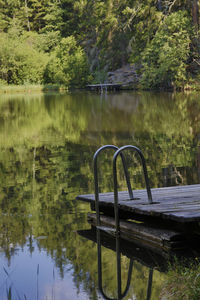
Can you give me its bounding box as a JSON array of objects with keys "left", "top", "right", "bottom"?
[
  {"left": 0, "top": 0, "right": 22, "bottom": 32},
  {"left": 60, "top": 0, "right": 80, "bottom": 37},
  {"left": 192, "top": 0, "right": 199, "bottom": 28},
  {"left": 24, "top": 0, "right": 30, "bottom": 31}
]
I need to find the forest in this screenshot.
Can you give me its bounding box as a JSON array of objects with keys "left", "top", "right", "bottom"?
[{"left": 0, "top": 0, "right": 200, "bottom": 90}]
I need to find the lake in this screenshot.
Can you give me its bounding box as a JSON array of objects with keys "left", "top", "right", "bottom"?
[{"left": 0, "top": 90, "right": 199, "bottom": 299}]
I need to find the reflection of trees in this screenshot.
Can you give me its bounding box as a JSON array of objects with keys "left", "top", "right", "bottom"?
[
  {"left": 0, "top": 144, "right": 165, "bottom": 299},
  {"left": 0, "top": 91, "right": 200, "bottom": 297}
]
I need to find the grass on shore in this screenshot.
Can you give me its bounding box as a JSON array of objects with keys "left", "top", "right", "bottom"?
[
  {"left": 160, "top": 258, "right": 200, "bottom": 300},
  {"left": 0, "top": 84, "right": 68, "bottom": 94}
]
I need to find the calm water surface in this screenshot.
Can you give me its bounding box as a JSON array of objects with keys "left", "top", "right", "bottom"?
[{"left": 0, "top": 91, "right": 200, "bottom": 299}]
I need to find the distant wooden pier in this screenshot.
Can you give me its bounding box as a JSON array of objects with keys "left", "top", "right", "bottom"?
[
  {"left": 86, "top": 83, "right": 122, "bottom": 91},
  {"left": 77, "top": 184, "right": 200, "bottom": 251}
]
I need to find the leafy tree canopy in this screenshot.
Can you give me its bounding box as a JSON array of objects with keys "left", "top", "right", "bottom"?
[{"left": 0, "top": 0, "right": 199, "bottom": 89}]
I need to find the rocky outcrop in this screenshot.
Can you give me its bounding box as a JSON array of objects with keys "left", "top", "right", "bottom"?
[{"left": 107, "top": 64, "right": 141, "bottom": 89}]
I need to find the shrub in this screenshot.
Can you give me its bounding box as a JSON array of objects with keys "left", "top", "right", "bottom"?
[
  {"left": 44, "top": 36, "right": 90, "bottom": 88},
  {"left": 0, "top": 32, "right": 48, "bottom": 84}
]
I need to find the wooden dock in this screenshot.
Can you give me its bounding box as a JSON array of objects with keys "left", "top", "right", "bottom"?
[
  {"left": 86, "top": 83, "right": 122, "bottom": 91},
  {"left": 77, "top": 184, "right": 200, "bottom": 251},
  {"left": 87, "top": 213, "right": 191, "bottom": 252},
  {"left": 77, "top": 184, "right": 200, "bottom": 223}
]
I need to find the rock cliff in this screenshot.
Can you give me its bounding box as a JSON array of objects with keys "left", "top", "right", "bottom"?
[{"left": 107, "top": 64, "right": 140, "bottom": 89}]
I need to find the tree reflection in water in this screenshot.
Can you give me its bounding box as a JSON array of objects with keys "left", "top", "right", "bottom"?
[{"left": 0, "top": 91, "right": 199, "bottom": 298}]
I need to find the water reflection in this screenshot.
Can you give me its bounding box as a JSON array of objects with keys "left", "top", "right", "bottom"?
[
  {"left": 79, "top": 224, "right": 200, "bottom": 300},
  {"left": 0, "top": 236, "right": 92, "bottom": 299},
  {"left": 97, "top": 232, "right": 151, "bottom": 300},
  {"left": 78, "top": 227, "right": 167, "bottom": 300},
  {"left": 0, "top": 91, "right": 200, "bottom": 298}
]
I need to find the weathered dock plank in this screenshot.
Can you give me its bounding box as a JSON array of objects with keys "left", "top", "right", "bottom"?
[
  {"left": 77, "top": 184, "right": 200, "bottom": 223},
  {"left": 87, "top": 213, "right": 192, "bottom": 252}
]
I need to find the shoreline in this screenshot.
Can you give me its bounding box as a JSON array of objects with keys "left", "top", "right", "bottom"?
[
  {"left": 0, "top": 84, "right": 68, "bottom": 94},
  {"left": 0, "top": 82, "right": 199, "bottom": 94}
]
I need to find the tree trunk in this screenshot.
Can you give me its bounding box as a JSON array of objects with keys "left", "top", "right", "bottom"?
[
  {"left": 192, "top": 0, "right": 199, "bottom": 29},
  {"left": 24, "top": 0, "right": 30, "bottom": 31},
  {"left": 157, "top": 0, "right": 162, "bottom": 11}
]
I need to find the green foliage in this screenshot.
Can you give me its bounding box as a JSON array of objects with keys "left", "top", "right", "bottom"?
[
  {"left": 0, "top": 1, "right": 91, "bottom": 88},
  {"left": 44, "top": 36, "right": 90, "bottom": 87},
  {"left": 0, "top": 31, "right": 49, "bottom": 84},
  {"left": 126, "top": 1, "right": 163, "bottom": 63},
  {"left": 0, "top": 0, "right": 22, "bottom": 32},
  {"left": 21, "top": 30, "right": 61, "bottom": 52},
  {"left": 92, "top": 69, "right": 108, "bottom": 84},
  {"left": 141, "top": 11, "right": 191, "bottom": 89},
  {"left": 60, "top": 0, "right": 81, "bottom": 37},
  {"left": 0, "top": 0, "right": 200, "bottom": 89}
]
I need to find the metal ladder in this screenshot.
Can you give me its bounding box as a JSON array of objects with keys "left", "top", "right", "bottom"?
[
  {"left": 93, "top": 145, "right": 153, "bottom": 299},
  {"left": 93, "top": 144, "right": 153, "bottom": 233}
]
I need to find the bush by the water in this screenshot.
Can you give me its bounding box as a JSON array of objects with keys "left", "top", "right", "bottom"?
[
  {"left": 0, "top": 31, "right": 48, "bottom": 84},
  {"left": 44, "top": 36, "right": 90, "bottom": 87},
  {"left": 0, "top": 29, "right": 90, "bottom": 88}
]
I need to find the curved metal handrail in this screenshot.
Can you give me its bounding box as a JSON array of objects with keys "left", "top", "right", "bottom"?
[
  {"left": 113, "top": 145, "right": 153, "bottom": 235},
  {"left": 93, "top": 145, "right": 133, "bottom": 226}
]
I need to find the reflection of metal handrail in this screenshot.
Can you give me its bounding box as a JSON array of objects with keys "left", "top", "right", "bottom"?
[
  {"left": 97, "top": 228, "right": 154, "bottom": 300},
  {"left": 97, "top": 228, "right": 133, "bottom": 300},
  {"left": 93, "top": 145, "right": 133, "bottom": 226},
  {"left": 146, "top": 268, "right": 153, "bottom": 300},
  {"left": 113, "top": 145, "right": 153, "bottom": 235}
]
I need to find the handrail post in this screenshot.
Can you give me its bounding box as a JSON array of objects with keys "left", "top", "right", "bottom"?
[
  {"left": 113, "top": 146, "right": 153, "bottom": 206},
  {"left": 94, "top": 145, "right": 118, "bottom": 227},
  {"left": 113, "top": 153, "right": 121, "bottom": 235},
  {"left": 93, "top": 145, "right": 134, "bottom": 226}
]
